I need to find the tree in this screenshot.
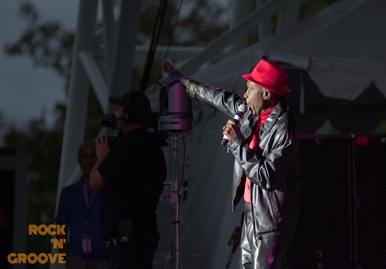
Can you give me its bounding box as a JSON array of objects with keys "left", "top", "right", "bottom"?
[
  {"left": 4, "top": 2, "right": 74, "bottom": 93},
  {"left": 3, "top": 111, "right": 63, "bottom": 269}
]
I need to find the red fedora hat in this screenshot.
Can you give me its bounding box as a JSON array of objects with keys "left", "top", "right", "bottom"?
[{"left": 242, "top": 59, "right": 290, "bottom": 96}]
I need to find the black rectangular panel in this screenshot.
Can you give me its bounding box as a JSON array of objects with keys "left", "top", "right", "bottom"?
[
  {"left": 354, "top": 134, "right": 386, "bottom": 268},
  {"left": 286, "top": 135, "right": 353, "bottom": 269}
]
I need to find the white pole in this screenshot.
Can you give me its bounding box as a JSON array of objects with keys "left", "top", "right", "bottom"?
[
  {"left": 56, "top": 0, "right": 99, "bottom": 200},
  {"left": 108, "top": 0, "right": 141, "bottom": 114},
  {"left": 101, "top": 0, "right": 115, "bottom": 88},
  {"left": 52, "top": 1, "right": 98, "bottom": 268}
]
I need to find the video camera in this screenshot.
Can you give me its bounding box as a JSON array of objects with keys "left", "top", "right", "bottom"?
[{"left": 99, "top": 113, "right": 122, "bottom": 147}]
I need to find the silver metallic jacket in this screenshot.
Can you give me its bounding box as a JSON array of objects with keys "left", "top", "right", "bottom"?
[{"left": 186, "top": 79, "right": 301, "bottom": 238}]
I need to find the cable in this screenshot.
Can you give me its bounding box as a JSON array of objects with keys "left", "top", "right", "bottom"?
[
  {"left": 139, "top": 0, "right": 169, "bottom": 92},
  {"left": 163, "top": 0, "right": 184, "bottom": 59}
]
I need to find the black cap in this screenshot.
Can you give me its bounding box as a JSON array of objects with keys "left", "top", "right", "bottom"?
[
  {"left": 109, "top": 91, "right": 151, "bottom": 112},
  {"left": 109, "top": 92, "right": 130, "bottom": 105},
  {"left": 109, "top": 91, "right": 153, "bottom": 124}
]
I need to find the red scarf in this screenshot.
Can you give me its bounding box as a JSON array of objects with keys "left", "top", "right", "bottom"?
[{"left": 244, "top": 106, "right": 275, "bottom": 203}]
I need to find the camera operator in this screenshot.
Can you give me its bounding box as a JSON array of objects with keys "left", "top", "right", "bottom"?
[{"left": 90, "top": 90, "right": 167, "bottom": 269}]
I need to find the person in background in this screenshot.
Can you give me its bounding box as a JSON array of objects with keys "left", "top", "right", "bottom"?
[
  {"left": 90, "top": 90, "right": 167, "bottom": 269},
  {"left": 162, "top": 59, "right": 301, "bottom": 269},
  {"left": 56, "top": 141, "right": 108, "bottom": 269}
]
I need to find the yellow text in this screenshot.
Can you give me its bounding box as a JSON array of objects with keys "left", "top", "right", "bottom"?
[
  {"left": 7, "top": 253, "right": 66, "bottom": 264},
  {"left": 28, "top": 224, "right": 66, "bottom": 235}
]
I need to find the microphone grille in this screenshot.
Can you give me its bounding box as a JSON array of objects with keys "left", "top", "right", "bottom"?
[{"left": 237, "top": 103, "right": 247, "bottom": 114}]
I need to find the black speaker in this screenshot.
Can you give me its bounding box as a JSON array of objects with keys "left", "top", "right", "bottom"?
[
  {"left": 286, "top": 135, "right": 353, "bottom": 269},
  {"left": 354, "top": 135, "right": 386, "bottom": 268}
]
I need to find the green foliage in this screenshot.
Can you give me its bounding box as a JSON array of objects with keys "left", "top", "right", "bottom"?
[
  {"left": 372, "top": 120, "right": 386, "bottom": 134},
  {"left": 169, "top": 0, "right": 229, "bottom": 47},
  {"left": 139, "top": 0, "right": 228, "bottom": 47},
  {"left": 84, "top": 87, "right": 104, "bottom": 140},
  {"left": 2, "top": 86, "right": 101, "bottom": 269},
  {"left": 3, "top": 116, "right": 63, "bottom": 267},
  {"left": 136, "top": 0, "right": 229, "bottom": 89},
  {"left": 4, "top": 2, "right": 74, "bottom": 93}
]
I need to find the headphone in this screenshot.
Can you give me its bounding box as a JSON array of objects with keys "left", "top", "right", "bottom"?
[{"left": 122, "top": 91, "right": 150, "bottom": 123}]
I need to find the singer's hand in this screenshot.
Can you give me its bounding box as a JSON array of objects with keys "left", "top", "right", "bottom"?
[
  {"left": 223, "top": 119, "right": 241, "bottom": 142},
  {"left": 161, "top": 59, "right": 190, "bottom": 86},
  {"left": 95, "top": 135, "right": 110, "bottom": 159}
]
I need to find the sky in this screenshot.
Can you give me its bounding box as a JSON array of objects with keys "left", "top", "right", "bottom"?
[{"left": 0, "top": 0, "right": 81, "bottom": 143}]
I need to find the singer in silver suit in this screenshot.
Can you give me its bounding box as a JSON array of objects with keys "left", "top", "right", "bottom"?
[{"left": 162, "top": 59, "right": 300, "bottom": 269}]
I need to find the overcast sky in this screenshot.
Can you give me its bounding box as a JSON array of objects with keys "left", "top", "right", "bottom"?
[{"left": 0, "top": 0, "right": 81, "bottom": 141}]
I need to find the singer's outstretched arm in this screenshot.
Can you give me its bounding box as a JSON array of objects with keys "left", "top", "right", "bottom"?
[{"left": 161, "top": 58, "right": 300, "bottom": 268}]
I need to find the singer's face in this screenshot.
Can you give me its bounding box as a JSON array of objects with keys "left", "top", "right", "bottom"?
[{"left": 244, "top": 81, "right": 265, "bottom": 116}]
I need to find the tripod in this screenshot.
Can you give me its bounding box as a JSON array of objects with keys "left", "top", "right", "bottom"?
[
  {"left": 158, "top": 82, "right": 192, "bottom": 269},
  {"left": 170, "top": 132, "right": 181, "bottom": 269},
  {"left": 163, "top": 131, "right": 190, "bottom": 269}
]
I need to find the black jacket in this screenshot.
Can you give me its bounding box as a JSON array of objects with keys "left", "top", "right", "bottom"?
[
  {"left": 186, "top": 79, "right": 301, "bottom": 238},
  {"left": 98, "top": 128, "right": 167, "bottom": 240}
]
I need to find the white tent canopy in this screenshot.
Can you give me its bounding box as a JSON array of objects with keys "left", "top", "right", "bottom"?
[{"left": 173, "top": 0, "right": 386, "bottom": 101}]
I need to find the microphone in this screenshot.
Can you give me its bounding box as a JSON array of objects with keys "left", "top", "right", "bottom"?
[
  {"left": 100, "top": 113, "right": 127, "bottom": 130},
  {"left": 100, "top": 113, "right": 117, "bottom": 129},
  {"left": 221, "top": 103, "right": 248, "bottom": 146}
]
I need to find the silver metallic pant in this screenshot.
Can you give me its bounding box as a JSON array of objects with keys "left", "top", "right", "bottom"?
[{"left": 239, "top": 204, "right": 295, "bottom": 269}]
